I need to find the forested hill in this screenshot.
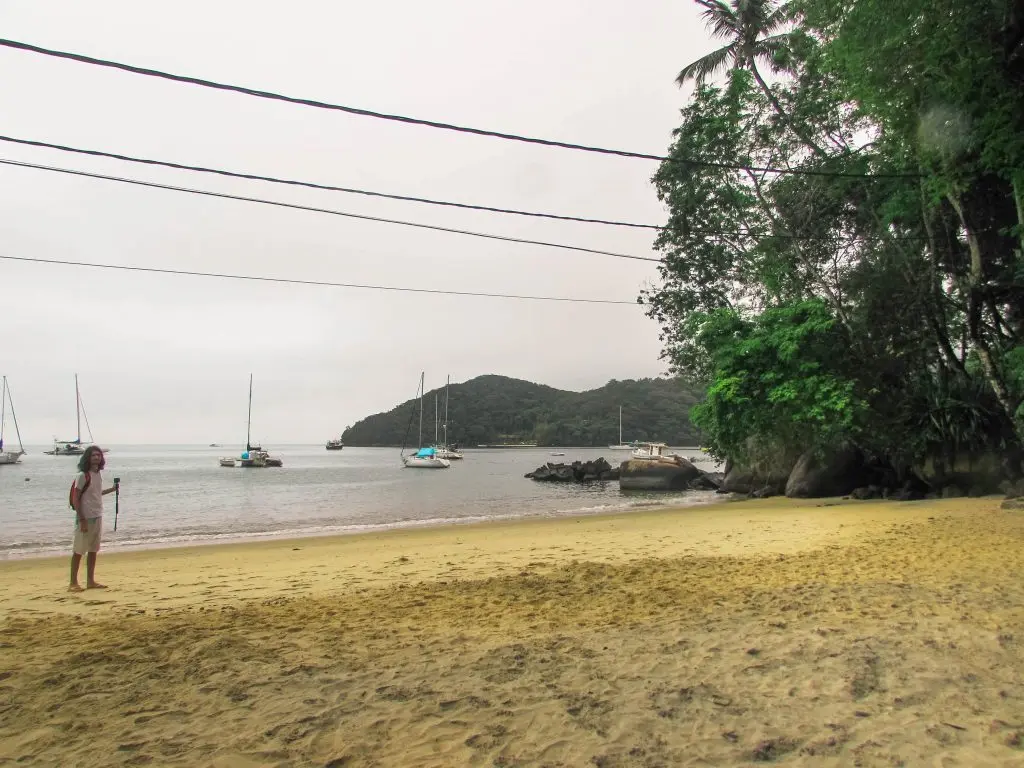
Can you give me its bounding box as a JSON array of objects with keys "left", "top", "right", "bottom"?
[{"left": 342, "top": 375, "right": 704, "bottom": 447}]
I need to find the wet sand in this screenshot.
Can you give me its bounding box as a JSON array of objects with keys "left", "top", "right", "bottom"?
[{"left": 2, "top": 496, "right": 1024, "bottom": 766}]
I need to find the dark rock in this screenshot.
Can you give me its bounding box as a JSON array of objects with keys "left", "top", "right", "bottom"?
[
  {"left": 750, "top": 486, "right": 777, "bottom": 499},
  {"left": 915, "top": 450, "right": 1006, "bottom": 495},
  {"left": 1000, "top": 478, "right": 1024, "bottom": 499},
  {"left": 526, "top": 458, "right": 617, "bottom": 484},
  {"left": 888, "top": 480, "right": 927, "bottom": 501},
  {"left": 786, "top": 445, "right": 867, "bottom": 498},
  {"left": 941, "top": 485, "right": 964, "bottom": 499},
  {"left": 619, "top": 457, "right": 700, "bottom": 491},
  {"left": 687, "top": 471, "right": 722, "bottom": 491},
  {"left": 554, "top": 466, "right": 575, "bottom": 482},
  {"left": 850, "top": 485, "right": 882, "bottom": 500}
]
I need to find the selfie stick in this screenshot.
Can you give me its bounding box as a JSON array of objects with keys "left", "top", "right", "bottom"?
[{"left": 113, "top": 477, "right": 121, "bottom": 531}]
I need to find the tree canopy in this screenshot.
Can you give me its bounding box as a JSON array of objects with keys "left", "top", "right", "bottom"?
[{"left": 645, "top": 0, "right": 1024, "bottom": 475}]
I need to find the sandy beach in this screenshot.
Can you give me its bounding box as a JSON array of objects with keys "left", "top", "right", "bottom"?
[{"left": 3, "top": 496, "right": 1024, "bottom": 766}]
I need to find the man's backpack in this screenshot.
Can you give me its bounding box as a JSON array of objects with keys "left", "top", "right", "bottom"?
[{"left": 69, "top": 472, "right": 92, "bottom": 512}]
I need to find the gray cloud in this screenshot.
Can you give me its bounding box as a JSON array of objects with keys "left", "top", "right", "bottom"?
[{"left": 0, "top": 0, "right": 710, "bottom": 444}]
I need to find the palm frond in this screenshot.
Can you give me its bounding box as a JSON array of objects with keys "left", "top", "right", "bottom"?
[
  {"left": 762, "top": 2, "right": 795, "bottom": 34},
  {"left": 676, "top": 43, "right": 737, "bottom": 86},
  {"left": 695, "top": 0, "right": 740, "bottom": 38},
  {"left": 754, "top": 32, "right": 794, "bottom": 72}
]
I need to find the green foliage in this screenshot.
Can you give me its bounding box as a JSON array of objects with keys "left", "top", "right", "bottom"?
[
  {"left": 342, "top": 375, "right": 704, "bottom": 448},
  {"left": 647, "top": 0, "right": 1024, "bottom": 470},
  {"left": 689, "top": 301, "right": 866, "bottom": 461}
]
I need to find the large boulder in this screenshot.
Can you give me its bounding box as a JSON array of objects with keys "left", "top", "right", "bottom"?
[
  {"left": 785, "top": 445, "right": 867, "bottom": 498},
  {"left": 720, "top": 460, "right": 793, "bottom": 495},
  {"left": 619, "top": 457, "right": 701, "bottom": 491},
  {"left": 915, "top": 450, "right": 1007, "bottom": 495},
  {"left": 719, "top": 438, "right": 801, "bottom": 495}
]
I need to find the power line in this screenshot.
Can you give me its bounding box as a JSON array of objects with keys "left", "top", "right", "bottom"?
[
  {"left": 0, "top": 156, "right": 914, "bottom": 246},
  {"left": 0, "top": 134, "right": 662, "bottom": 230},
  {"left": 0, "top": 158, "right": 661, "bottom": 263},
  {"left": 0, "top": 254, "right": 638, "bottom": 305},
  {"left": 0, "top": 38, "right": 919, "bottom": 179},
  {"left": 0, "top": 37, "right": 664, "bottom": 162}
]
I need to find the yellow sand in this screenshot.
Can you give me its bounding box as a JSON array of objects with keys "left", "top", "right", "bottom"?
[{"left": 3, "top": 496, "right": 1024, "bottom": 766}]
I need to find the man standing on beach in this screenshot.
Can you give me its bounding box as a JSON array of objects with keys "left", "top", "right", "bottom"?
[{"left": 70, "top": 445, "right": 117, "bottom": 592}]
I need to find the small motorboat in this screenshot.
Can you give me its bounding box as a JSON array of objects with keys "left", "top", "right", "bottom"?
[
  {"left": 219, "top": 457, "right": 237, "bottom": 468},
  {"left": 550, "top": 451, "right": 565, "bottom": 457},
  {"left": 325, "top": 437, "right": 344, "bottom": 450}
]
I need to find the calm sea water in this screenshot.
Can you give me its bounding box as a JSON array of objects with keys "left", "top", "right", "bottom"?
[{"left": 0, "top": 445, "right": 723, "bottom": 559}]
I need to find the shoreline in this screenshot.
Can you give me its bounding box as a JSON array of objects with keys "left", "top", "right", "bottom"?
[
  {"left": 0, "top": 495, "right": 990, "bottom": 620},
  {"left": 0, "top": 489, "right": 723, "bottom": 561}
]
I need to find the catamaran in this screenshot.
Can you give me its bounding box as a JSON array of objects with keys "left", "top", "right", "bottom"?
[
  {"left": 45, "top": 374, "right": 106, "bottom": 456},
  {"left": 607, "top": 405, "right": 636, "bottom": 451},
  {"left": 0, "top": 376, "right": 25, "bottom": 465},
  {"left": 220, "top": 374, "right": 283, "bottom": 468},
  {"left": 402, "top": 372, "right": 451, "bottom": 469}
]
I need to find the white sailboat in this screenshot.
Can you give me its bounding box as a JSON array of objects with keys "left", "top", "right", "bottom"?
[
  {"left": 402, "top": 372, "right": 450, "bottom": 469},
  {"left": 0, "top": 376, "right": 25, "bottom": 465},
  {"left": 45, "top": 374, "right": 106, "bottom": 456},
  {"left": 607, "top": 406, "right": 635, "bottom": 450},
  {"left": 434, "top": 375, "right": 463, "bottom": 460}
]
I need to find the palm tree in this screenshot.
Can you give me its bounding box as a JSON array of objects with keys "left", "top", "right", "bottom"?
[{"left": 677, "top": 0, "right": 825, "bottom": 156}]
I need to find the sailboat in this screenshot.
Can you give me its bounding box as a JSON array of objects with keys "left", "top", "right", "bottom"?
[
  {"left": 220, "top": 374, "right": 283, "bottom": 468},
  {"left": 434, "top": 375, "right": 463, "bottom": 460},
  {"left": 607, "top": 405, "right": 636, "bottom": 451},
  {"left": 45, "top": 375, "right": 106, "bottom": 456},
  {"left": 0, "top": 376, "right": 25, "bottom": 465},
  {"left": 402, "top": 372, "right": 451, "bottom": 469}
]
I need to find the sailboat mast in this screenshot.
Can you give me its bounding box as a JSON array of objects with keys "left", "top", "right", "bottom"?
[
  {"left": 7, "top": 378, "right": 23, "bottom": 452},
  {"left": 418, "top": 372, "right": 424, "bottom": 447},
  {"left": 0, "top": 377, "right": 6, "bottom": 446},
  {"left": 434, "top": 393, "right": 439, "bottom": 444},
  {"left": 75, "top": 373, "right": 81, "bottom": 443},
  {"left": 246, "top": 373, "right": 253, "bottom": 451},
  {"left": 619, "top": 405, "right": 623, "bottom": 444},
  {"left": 444, "top": 375, "right": 450, "bottom": 447}
]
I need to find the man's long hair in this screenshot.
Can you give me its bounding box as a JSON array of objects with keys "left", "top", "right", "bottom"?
[{"left": 77, "top": 446, "right": 106, "bottom": 473}]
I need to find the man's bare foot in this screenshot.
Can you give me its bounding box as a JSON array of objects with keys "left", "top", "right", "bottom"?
[
  {"left": 86, "top": 582, "right": 107, "bottom": 590},
  {"left": 68, "top": 584, "right": 84, "bottom": 592}
]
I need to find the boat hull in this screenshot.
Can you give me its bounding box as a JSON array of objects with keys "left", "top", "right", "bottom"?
[
  {"left": 0, "top": 450, "right": 24, "bottom": 465},
  {"left": 403, "top": 456, "right": 451, "bottom": 469}
]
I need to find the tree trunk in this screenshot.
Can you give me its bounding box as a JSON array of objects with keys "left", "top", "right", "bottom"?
[{"left": 947, "top": 191, "right": 1023, "bottom": 441}]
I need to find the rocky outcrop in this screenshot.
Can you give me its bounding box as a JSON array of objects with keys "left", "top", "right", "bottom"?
[
  {"left": 785, "top": 445, "right": 868, "bottom": 498},
  {"left": 718, "top": 438, "right": 802, "bottom": 496},
  {"left": 720, "top": 459, "right": 794, "bottom": 496},
  {"left": 525, "top": 458, "right": 619, "bottom": 482},
  {"left": 915, "top": 450, "right": 1009, "bottom": 496},
  {"left": 619, "top": 456, "right": 721, "bottom": 492}
]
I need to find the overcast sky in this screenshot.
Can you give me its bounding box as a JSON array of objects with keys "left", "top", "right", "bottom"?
[{"left": 0, "top": 0, "right": 710, "bottom": 445}]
